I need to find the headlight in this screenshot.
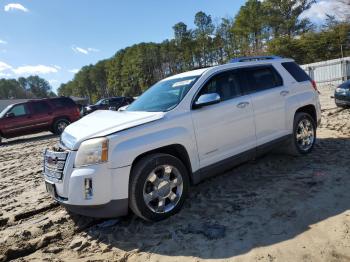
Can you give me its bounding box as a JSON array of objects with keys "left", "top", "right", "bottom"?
[
  {"left": 75, "top": 137, "right": 108, "bottom": 167},
  {"left": 336, "top": 88, "right": 347, "bottom": 94}
]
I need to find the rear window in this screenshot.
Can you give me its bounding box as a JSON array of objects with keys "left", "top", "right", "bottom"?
[
  {"left": 282, "top": 62, "right": 311, "bottom": 82},
  {"left": 51, "top": 98, "right": 76, "bottom": 108},
  {"left": 244, "top": 66, "right": 283, "bottom": 93}
]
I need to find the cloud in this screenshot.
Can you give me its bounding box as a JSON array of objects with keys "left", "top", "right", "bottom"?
[
  {"left": 0, "top": 39, "right": 7, "bottom": 45},
  {"left": 0, "top": 72, "right": 13, "bottom": 77},
  {"left": 48, "top": 79, "right": 60, "bottom": 85},
  {"left": 13, "top": 65, "right": 59, "bottom": 75},
  {"left": 0, "top": 61, "right": 12, "bottom": 72},
  {"left": 4, "top": 3, "right": 29, "bottom": 12},
  {"left": 301, "top": 0, "right": 349, "bottom": 22},
  {"left": 0, "top": 61, "right": 61, "bottom": 79},
  {"left": 68, "top": 68, "right": 79, "bottom": 73},
  {"left": 72, "top": 46, "right": 100, "bottom": 55}
]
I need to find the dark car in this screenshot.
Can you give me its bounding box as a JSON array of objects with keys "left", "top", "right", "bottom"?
[
  {"left": 84, "top": 97, "right": 134, "bottom": 115},
  {"left": 335, "top": 80, "right": 350, "bottom": 107},
  {"left": 0, "top": 97, "right": 80, "bottom": 143}
]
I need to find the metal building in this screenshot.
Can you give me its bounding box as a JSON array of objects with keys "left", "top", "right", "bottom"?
[{"left": 301, "top": 57, "right": 350, "bottom": 87}]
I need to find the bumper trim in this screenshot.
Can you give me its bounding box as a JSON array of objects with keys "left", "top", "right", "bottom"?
[{"left": 60, "top": 199, "right": 128, "bottom": 218}]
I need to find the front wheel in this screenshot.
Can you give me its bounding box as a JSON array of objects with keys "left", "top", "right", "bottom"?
[
  {"left": 129, "top": 153, "right": 189, "bottom": 221},
  {"left": 287, "top": 112, "right": 316, "bottom": 156}
]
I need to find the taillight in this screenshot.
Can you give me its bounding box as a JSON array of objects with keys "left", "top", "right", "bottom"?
[
  {"left": 311, "top": 80, "right": 320, "bottom": 94},
  {"left": 76, "top": 107, "right": 80, "bottom": 116}
]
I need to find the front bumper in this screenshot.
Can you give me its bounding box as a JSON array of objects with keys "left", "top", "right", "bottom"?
[
  {"left": 44, "top": 148, "right": 131, "bottom": 218},
  {"left": 335, "top": 94, "right": 350, "bottom": 105},
  {"left": 61, "top": 199, "right": 128, "bottom": 218}
]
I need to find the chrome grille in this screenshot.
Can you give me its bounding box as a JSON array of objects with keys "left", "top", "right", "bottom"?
[{"left": 43, "top": 147, "right": 68, "bottom": 181}]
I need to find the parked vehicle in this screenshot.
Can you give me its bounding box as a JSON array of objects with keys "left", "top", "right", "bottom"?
[
  {"left": 43, "top": 56, "right": 321, "bottom": 221},
  {"left": 84, "top": 97, "right": 134, "bottom": 114},
  {"left": 0, "top": 97, "right": 80, "bottom": 143},
  {"left": 334, "top": 80, "right": 350, "bottom": 107}
]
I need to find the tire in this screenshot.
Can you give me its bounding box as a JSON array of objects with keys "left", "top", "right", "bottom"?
[
  {"left": 52, "top": 118, "right": 70, "bottom": 135},
  {"left": 129, "top": 153, "right": 190, "bottom": 222},
  {"left": 286, "top": 112, "right": 316, "bottom": 156}
]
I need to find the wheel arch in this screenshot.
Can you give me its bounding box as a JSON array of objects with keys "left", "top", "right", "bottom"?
[
  {"left": 130, "top": 144, "right": 194, "bottom": 184},
  {"left": 295, "top": 104, "right": 317, "bottom": 125}
]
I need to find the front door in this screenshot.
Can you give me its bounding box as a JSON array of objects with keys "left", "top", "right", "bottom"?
[
  {"left": 2, "top": 103, "right": 33, "bottom": 138},
  {"left": 191, "top": 69, "right": 256, "bottom": 169}
]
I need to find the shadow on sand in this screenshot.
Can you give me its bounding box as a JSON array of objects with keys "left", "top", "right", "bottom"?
[
  {"left": 1, "top": 133, "right": 57, "bottom": 146},
  {"left": 70, "top": 136, "right": 350, "bottom": 259}
]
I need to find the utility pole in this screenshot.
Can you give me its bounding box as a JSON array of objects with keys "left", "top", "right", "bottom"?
[{"left": 341, "top": 44, "right": 344, "bottom": 58}]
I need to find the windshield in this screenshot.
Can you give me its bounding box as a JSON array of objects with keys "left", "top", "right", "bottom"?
[
  {"left": 95, "top": 99, "right": 105, "bottom": 105},
  {"left": 0, "top": 105, "right": 11, "bottom": 118},
  {"left": 127, "top": 76, "right": 200, "bottom": 112}
]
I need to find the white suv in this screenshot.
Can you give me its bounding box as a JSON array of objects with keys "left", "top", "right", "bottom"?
[{"left": 43, "top": 56, "right": 321, "bottom": 221}]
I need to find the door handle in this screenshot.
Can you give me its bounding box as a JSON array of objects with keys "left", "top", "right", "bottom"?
[
  {"left": 280, "top": 90, "right": 289, "bottom": 96},
  {"left": 237, "top": 102, "right": 250, "bottom": 109}
]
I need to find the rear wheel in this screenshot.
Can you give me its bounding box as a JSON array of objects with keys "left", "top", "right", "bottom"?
[
  {"left": 286, "top": 112, "right": 316, "bottom": 156},
  {"left": 129, "top": 153, "right": 189, "bottom": 221},
  {"left": 52, "top": 119, "right": 70, "bottom": 135}
]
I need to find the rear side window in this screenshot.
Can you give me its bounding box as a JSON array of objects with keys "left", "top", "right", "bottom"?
[
  {"left": 51, "top": 98, "right": 76, "bottom": 108},
  {"left": 8, "top": 104, "right": 28, "bottom": 116},
  {"left": 198, "top": 70, "right": 243, "bottom": 101},
  {"left": 31, "top": 101, "right": 51, "bottom": 114},
  {"left": 244, "top": 66, "right": 283, "bottom": 93},
  {"left": 282, "top": 62, "right": 311, "bottom": 82}
]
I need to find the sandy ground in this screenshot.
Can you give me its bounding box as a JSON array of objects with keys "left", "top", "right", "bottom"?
[{"left": 1, "top": 87, "right": 350, "bottom": 262}]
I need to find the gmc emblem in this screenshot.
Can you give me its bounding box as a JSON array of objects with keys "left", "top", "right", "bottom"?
[{"left": 47, "top": 156, "right": 58, "bottom": 165}]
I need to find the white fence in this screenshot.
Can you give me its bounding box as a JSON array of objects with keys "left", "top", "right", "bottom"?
[{"left": 301, "top": 57, "right": 350, "bottom": 87}]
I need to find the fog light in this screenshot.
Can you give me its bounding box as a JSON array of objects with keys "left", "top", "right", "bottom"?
[{"left": 84, "top": 178, "right": 93, "bottom": 200}]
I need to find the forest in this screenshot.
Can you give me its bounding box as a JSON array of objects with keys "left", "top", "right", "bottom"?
[
  {"left": 0, "top": 76, "right": 56, "bottom": 99},
  {"left": 1, "top": 0, "right": 349, "bottom": 101}
]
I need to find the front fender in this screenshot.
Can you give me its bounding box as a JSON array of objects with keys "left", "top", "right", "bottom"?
[{"left": 109, "top": 126, "right": 198, "bottom": 171}]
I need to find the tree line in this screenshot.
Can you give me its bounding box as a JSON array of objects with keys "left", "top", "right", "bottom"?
[
  {"left": 0, "top": 76, "right": 55, "bottom": 99},
  {"left": 57, "top": 0, "right": 348, "bottom": 101}
]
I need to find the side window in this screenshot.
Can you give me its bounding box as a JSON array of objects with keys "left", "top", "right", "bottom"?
[
  {"left": 282, "top": 62, "right": 311, "bottom": 82},
  {"left": 8, "top": 104, "right": 27, "bottom": 116},
  {"left": 198, "top": 70, "right": 242, "bottom": 102},
  {"left": 51, "top": 98, "right": 75, "bottom": 108},
  {"left": 31, "top": 101, "right": 51, "bottom": 114},
  {"left": 245, "top": 66, "right": 283, "bottom": 93}
]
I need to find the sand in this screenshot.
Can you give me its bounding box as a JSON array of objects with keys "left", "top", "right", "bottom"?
[{"left": 0, "top": 87, "right": 350, "bottom": 262}]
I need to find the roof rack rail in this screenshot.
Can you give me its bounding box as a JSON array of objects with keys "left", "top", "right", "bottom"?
[{"left": 230, "top": 56, "right": 282, "bottom": 63}]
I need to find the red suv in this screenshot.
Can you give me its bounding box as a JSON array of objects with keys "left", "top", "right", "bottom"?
[{"left": 0, "top": 97, "right": 80, "bottom": 143}]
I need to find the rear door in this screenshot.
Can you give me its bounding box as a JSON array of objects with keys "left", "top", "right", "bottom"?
[
  {"left": 242, "top": 65, "right": 288, "bottom": 146},
  {"left": 28, "top": 101, "right": 53, "bottom": 132},
  {"left": 191, "top": 68, "right": 256, "bottom": 168},
  {"left": 1, "top": 103, "right": 33, "bottom": 137}
]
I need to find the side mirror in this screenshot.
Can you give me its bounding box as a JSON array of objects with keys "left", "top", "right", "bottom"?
[
  {"left": 5, "top": 112, "right": 15, "bottom": 118},
  {"left": 194, "top": 93, "right": 221, "bottom": 109}
]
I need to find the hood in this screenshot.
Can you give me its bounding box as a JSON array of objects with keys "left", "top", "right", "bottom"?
[{"left": 61, "top": 110, "right": 165, "bottom": 150}]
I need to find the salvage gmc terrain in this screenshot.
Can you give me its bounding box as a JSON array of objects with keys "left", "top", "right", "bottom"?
[{"left": 43, "top": 56, "right": 321, "bottom": 221}]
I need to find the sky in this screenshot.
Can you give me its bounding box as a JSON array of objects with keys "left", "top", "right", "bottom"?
[{"left": 0, "top": 0, "right": 347, "bottom": 93}]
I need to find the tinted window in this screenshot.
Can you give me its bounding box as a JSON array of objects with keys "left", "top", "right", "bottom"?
[
  {"left": 282, "top": 62, "right": 311, "bottom": 82},
  {"left": 245, "top": 66, "right": 283, "bottom": 93},
  {"left": 110, "top": 98, "right": 123, "bottom": 105},
  {"left": 198, "top": 70, "right": 242, "bottom": 101},
  {"left": 31, "top": 101, "right": 51, "bottom": 114},
  {"left": 8, "top": 104, "right": 27, "bottom": 116},
  {"left": 51, "top": 98, "right": 75, "bottom": 108}
]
